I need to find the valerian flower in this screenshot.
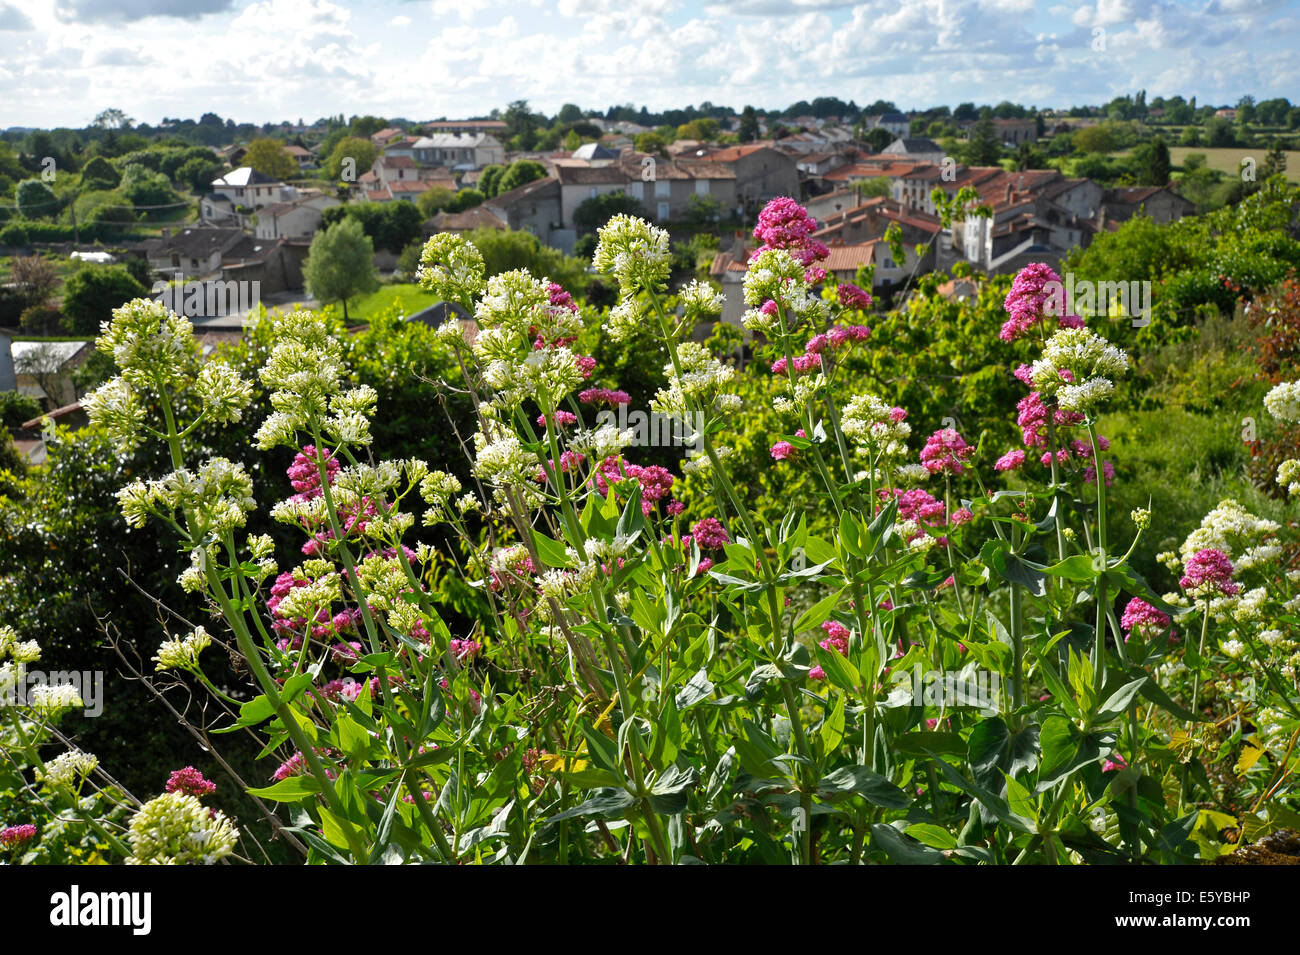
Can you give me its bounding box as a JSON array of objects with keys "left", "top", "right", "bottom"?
[
  {"left": 417, "top": 232, "right": 487, "bottom": 306},
  {"left": 126, "top": 792, "right": 237, "bottom": 865},
  {"left": 592, "top": 215, "right": 671, "bottom": 294}
]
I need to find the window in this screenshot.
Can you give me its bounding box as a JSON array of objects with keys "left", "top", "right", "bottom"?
[
  {"left": 657, "top": 201, "right": 670, "bottom": 221},
  {"left": 655, "top": 179, "right": 670, "bottom": 198},
  {"left": 589, "top": 187, "right": 598, "bottom": 199},
  {"left": 695, "top": 179, "right": 709, "bottom": 196}
]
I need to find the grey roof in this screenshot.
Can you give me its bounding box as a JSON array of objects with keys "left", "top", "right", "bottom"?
[
  {"left": 212, "top": 166, "right": 281, "bottom": 188},
  {"left": 571, "top": 142, "right": 618, "bottom": 160},
  {"left": 145, "top": 227, "right": 246, "bottom": 260}
]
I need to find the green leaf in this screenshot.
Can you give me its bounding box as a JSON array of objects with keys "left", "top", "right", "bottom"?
[
  {"left": 1004, "top": 773, "right": 1039, "bottom": 825},
  {"left": 530, "top": 530, "right": 570, "bottom": 569},
  {"left": 1095, "top": 677, "right": 1147, "bottom": 723},
  {"left": 812, "top": 644, "right": 860, "bottom": 692},
  {"left": 905, "top": 823, "right": 958, "bottom": 850},
  {"left": 541, "top": 788, "right": 636, "bottom": 831},
  {"left": 1043, "top": 554, "right": 1102, "bottom": 582},
  {"left": 674, "top": 669, "right": 714, "bottom": 709},
  {"left": 817, "top": 765, "right": 910, "bottom": 808},
  {"left": 968, "top": 717, "right": 1040, "bottom": 792},
  {"left": 838, "top": 511, "right": 863, "bottom": 558},
  {"left": 247, "top": 775, "right": 323, "bottom": 802},
  {"left": 871, "top": 823, "right": 944, "bottom": 864}
]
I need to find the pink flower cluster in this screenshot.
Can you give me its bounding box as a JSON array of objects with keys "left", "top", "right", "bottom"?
[
  {"left": 534, "top": 450, "right": 586, "bottom": 484},
  {"left": 811, "top": 620, "right": 851, "bottom": 680},
  {"left": 750, "top": 197, "right": 830, "bottom": 279},
  {"left": 165, "top": 766, "right": 217, "bottom": 798},
  {"left": 837, "top": 283, "right": 872, "bottom": 310},
  {"left": 770, "top": 441, "right": 795, "bottom": 460},
  {"left": 690, "top": 518, "right": 731, "bottom": 550},
  {"left": 1001, "top": 264, "right": 1079, "bottom": 341},
  {"left": 579, "top": 387, "right": 631, "bottom": 406},
  {"left": 537, "top": 410, "right": 578, "bottom": 429},
  {"left": 287, "top": 445, "right": 340, "bottom": 502},
  {"left": 590, "top": 456, "right": 679, "bottom": 515},
  {"left": 0, "top": 824, "right": 37, "bottom": 848},
  {"left": 1120, "top": 598, "right": 1173, "bottom": 640},
  {"left": 450, "top": 638, "right": 482, "bottom": 661},
  {"left": 1180, "top": 549, "right": 1240, "bottom": 597},
  {"left": 920, "top": 428, "right": 973, "bottom": 476}
]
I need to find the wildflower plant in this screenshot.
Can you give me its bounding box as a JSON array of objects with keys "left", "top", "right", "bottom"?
[{"left": 37, "top": 198, "right": 1297, "bottom": 865}]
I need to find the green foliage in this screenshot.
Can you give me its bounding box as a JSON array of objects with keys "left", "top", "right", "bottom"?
[
  {"left": 243, "top": 137, "right": 298, "bottom": 181},
  {"left": 79, "top": 156, "right": 120, "bottom": 191},
  {"left": 326, "top": 137, "right": 377, "bottom": 182},
  {"left": 304, "top": 217, "right": 380, "bottom": 321},
  {"left": 16, "top": 179, "right": 58, "bottom": 219},
  {"left": 321, "top": 200, "right": 423, "bottom": 254},
  {"left": 573, "top": 190, "right": 649, "bottom": 233},
  {"left": 60, "top": 265, "right": 147, "bottom": 335}
]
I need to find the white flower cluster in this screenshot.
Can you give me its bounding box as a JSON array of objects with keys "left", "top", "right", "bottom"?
[
  {"left": 482, "top": 344, "right": 584, "bottom": 410},
  {"left": 1180, "top": 499, "right": 1281, "bottom": 572},
  {"left": 275, "top": 571, "right": 342, "bottom": 624},
  {"left": 254, "top": 311, "right": 350, "bottom": 450},
  {"left": 678, "top": 280, "right": 725, "bottom": 322},
  {"left": 1276, "top": 458, "right": 1300, "bottom": 497},
  {"left": 126, "top": 792, "right": 238, "bottom": 865},
  {"left": 38, "top": 750, "right": 99, "bottom": 790},
  {"left": 742, "top": 249, "right": 806, "bottom": 308},
  {"left": 27, "top": 684, "right": 84, "bottom": 718},
  {"left": 117, "top": 456, "right": 256, "bottom": 536},
  {"left": 154, "top": 626, "right": 212, "bottom": 673},
  {"left": 474, "top": 270, "right": 551, "bottom": 334},
  {"left": 417, "top": 232, "right": 487, "bottom": 305},
  {"left": 841, "top": 393, "right": 912, "bottom": 462},
  {"left": 472, "top": 422, "right": 540, "bottom": 491},
  {"left": 569, "top": 423, "right": 635, "bottom": 462},
  {"left": 592, "top": 215, "right": 672, "bottom": 294},
  {"left": 81, "top": 378, "right": 147, "bottom": 453},
  {"left": 1264, "top": 380, "right": 1300, "bottom": 423},
  {"left": 194, "top": 360, "right": 254, "bottom": 425},
  {"left": 419, "top": 470, "right": 464, "bottom": 525},
  {"left": 355, "top": 554, "right": 425, "bottom": 635},
  {"left": 650, "top": 342, "right": 740, "bottom": 419},
  {"left": 0, "top": 626, "right": 40, "bottom": 666},
  {"left": 96, "top": 298, "right": 199, "bottom": 391},
  {"left": 1031, "top": 327, "right": 1129, "bottom": 415}
]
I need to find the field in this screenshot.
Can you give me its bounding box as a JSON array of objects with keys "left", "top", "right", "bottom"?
[
  {"left": 1169, "top": 146, "right": 1300, "bottom": 182},
  {"left": 342, "top": 282, "right": 441, "bottom": 322}
]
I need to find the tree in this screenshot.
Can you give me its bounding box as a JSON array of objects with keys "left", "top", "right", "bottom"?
[
  {"left": 965, "top": 118, "right": 1003, "bottom": 165},
  {"left": 417, "top": 186, "right": 457, "bottom": 218},
  {"left": 504, "top": 100, "right": 540, "bottom": 151},
  {"left": 326, "top": 137, "right": 377, "bottom": 182},
  {"left": 556, "top": 103, "right": 584, "bottom": 125},
  {"left": 1073, "top": 124, "right": 1119, "bottom": 154},
  {"left": 8, "top": 255, "right": 59, "bottom": 311},
  {"left": 177, "top": 156, "right": 223, "bottom": 193},
  {"left": 1262, "top": 141, "right": 1289, "bottom": 180},
  {"left": 496, "top": 160, "right": 546, "bottom": 195},
  {"left": 1135, "top": 137, "right": 1172, "bottom": 186},
  {"left": 953, "top": 103, "right": 979, "bottom": 121},
  {"left": 61, "top": 265, "right": 147, "bottom": 335},
  {"left": 244, "top": 138, "right": 298, "bottom": 181},
  {"left": 80, "top": 156, "right": 121, "bottom": 190},
  {"left": 573, "top": 191, "right": 649, "bottom": 233},
  {"left": 16, "top": 179, "right": 58, "bottom": 219},
  {"left": 862, "top": 127, "right": 894, "bottom": 153},
  {"left": 853, "top": 177, "right": 893, "bottom": 200},
  {"left": 320, "top": 201, "right": 424, "bottom": 254},
  {"left": 118, "top": 165, "right": 179, "bottom": 209},
  {"left": 445, "top": 188, "right": 485, "bottom": 213},
  {"left": 676, "top": 118, "right": 720, "bottom": 141},
  {"left": 304, "top": 217, "right": 379, "bottom": 323},
  {"left": 634, "top": 131, "right": 669, "bottom": 155},
  {"left": 738, "top": 106, "right": 759, "bottom": 143},
  {"left": 1205, "top": 117, "right": 1237, "bottom": 148},
  {"left": 93, "top": 108, "right": 133, "bottom": 130},
  {"left": 478, "top": 165, "right": 505, "bottom": 198}
]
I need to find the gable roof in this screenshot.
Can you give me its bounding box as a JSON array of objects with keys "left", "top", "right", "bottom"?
[
  {"left": 212, "top": 166, "right": 282, "bottom": 188},
  {"left": 145, "top": 226, "right": 247, "bottom": 260}
]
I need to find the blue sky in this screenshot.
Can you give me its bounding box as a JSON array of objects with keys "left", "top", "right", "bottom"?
[{"left": 0, "top": 0, "right": 1296, "bottom": 128}]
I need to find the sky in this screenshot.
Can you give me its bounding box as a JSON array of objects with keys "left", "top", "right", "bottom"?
[{"left": 0, "top": 0, "right": 1296, "bottom": 129}]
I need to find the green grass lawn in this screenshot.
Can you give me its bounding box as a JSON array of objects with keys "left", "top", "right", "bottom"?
[{"left": 344, "top": 283, "right": 442, "bottom": 323}]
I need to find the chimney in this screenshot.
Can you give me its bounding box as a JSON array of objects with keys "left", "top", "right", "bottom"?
[{"left": 1004, "top": 183, "right": 1012, "bottom": 203}]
